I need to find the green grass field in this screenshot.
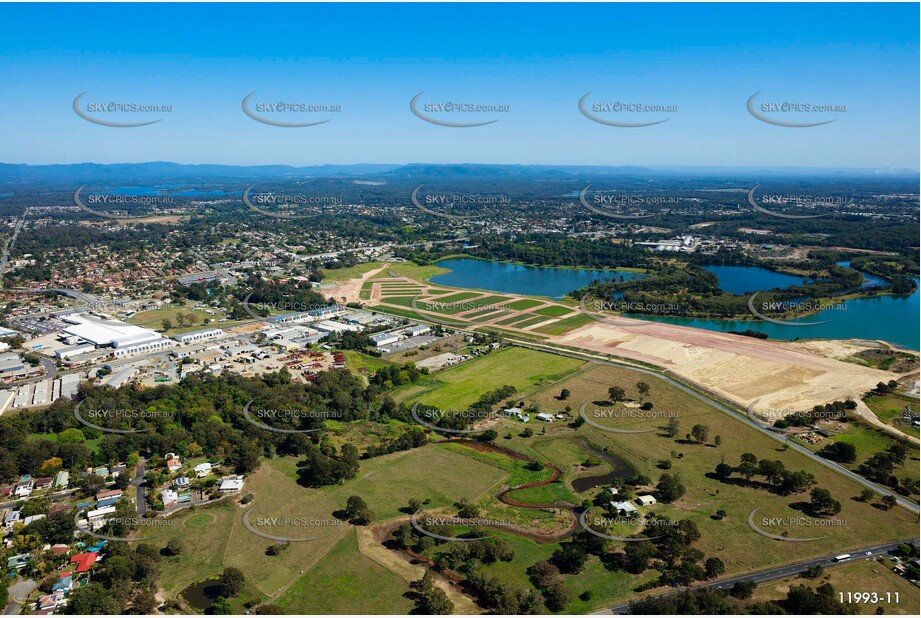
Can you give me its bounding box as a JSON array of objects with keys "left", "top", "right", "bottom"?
[
  {"left": 392, "top": 346, "right": 586, "bottom": 409},
  {"left": 864, "top": 393, "right": 920, "bottom": 438},
  {"left": 275, "top": 529, "right": 413, "bottom": 614},
  {"left": 320, "top": 262, "right": 383, "bottom": 282},
  {"left": 127, "top": 302, "right": 238, "bottom": 335},
  {"left": 533, "top": 313, "right": 593, "bottom": 335},
  {"left": 506, "top": 299, "right": 544, "bottom": 311},
  {"left": 533, "top": 305, "right": 576, "bottom": 318}
]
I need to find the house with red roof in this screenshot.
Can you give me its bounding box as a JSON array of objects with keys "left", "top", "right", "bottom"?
[{"left": 70, "top": 552, "right": 98, "bottom": 573}]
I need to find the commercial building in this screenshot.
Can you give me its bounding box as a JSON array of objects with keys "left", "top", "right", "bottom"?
[
  {"left": 173, "top": 328, "right": 224, "bottom": 344},
  {"left": 0, "top": 352, "right": 25, "bottom": 375},
  {"left": 370, "top": 332, "right": 400, "bottom": 347}
]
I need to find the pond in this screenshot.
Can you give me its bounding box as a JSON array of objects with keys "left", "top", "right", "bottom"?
[
  {"left": 429, "top": 258, "right": 645, "bottom": 299},
  {"left": 570, "top": 439, "right": 635, "bottom": 493},
  {"left": 180, "top": 577, "right": 224, "bottom": 612}
]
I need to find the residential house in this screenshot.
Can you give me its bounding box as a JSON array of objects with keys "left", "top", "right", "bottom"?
[
  {"left": 610, "top": 501, "right": 638, "bottom": 515},
  {"left": 193, "top": 462, "right": 212, "bottom": 478},
  {"left": 218, "top": 475, "right": 244, "bottom": 492},
  {"left": 54, "top": 470, "right": 69, "bottom": 490},
  {"left": 36, "top": 592, "right": 68, "bottom": 612},
  {"left": 161, "top": 489, "right": 179, "bottom": 507},
  {"left": 70, "top": 552, "right": 98, "bottom": 573}
]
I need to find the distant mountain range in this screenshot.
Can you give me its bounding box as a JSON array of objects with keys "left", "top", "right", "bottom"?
[{"left": 0, "top": 161, "right": 916, "bottom": 184}]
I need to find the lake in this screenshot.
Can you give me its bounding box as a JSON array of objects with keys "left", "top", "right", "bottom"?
[
  {"left": 106, "top": 185, "right": 234, "bottom": 197},
  {"left": 430, "top": 258, "right": 919, "bottom": 350},
  {"left": 430, "top": 258, "right": 645, "bottom": 299},
  {"left": 630, "top": 280, "right": 920, "bottom": 350},
  {"left": 702, "top": 265, "right": 810, "bottom": 294}
]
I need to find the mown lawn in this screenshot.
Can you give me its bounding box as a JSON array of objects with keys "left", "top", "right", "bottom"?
[
  {"left": 275, "top": 529, "right": 413, "bottom": 614},
  {"left": 392, "top": 346, "right": 586, "bottom": 409}
]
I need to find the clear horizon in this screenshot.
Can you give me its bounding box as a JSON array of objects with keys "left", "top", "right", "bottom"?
[{"left": 1, "top": 2, "right": 918, "bottom": 169}]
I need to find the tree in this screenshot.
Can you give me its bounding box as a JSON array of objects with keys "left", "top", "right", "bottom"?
[
  {"left": 690, "top": 424, "right": 709, "bottom": 444},
  {"left": 714, "top": 435, "right": 721, "bottom": 447},
  {"left": 666, "top": 417, "right": 680, "bottom": 438},
  {"left": 656, "top": 473, "right": 686, "bottom": 503},
  {"left": 858, "top": 488, "right": 876, "bottom": 502},
  {"left": 715, "top": 463, "right": 733, "bottom": 479},
  {"left": 544, "top": 581, "right": 574, "bottom": 611},
  {"left": 161, "top": 318, "right": 173, "bottom": 331},
  {"left": 608, "top": 386, "right": 626, "bottom": 403},
  {"left": 704, "top": 557, "right": 725, "bottom": 579},
  {"left": 345, "top": 495, "right": 374, "bottom": 524},
  {"left": 730, "top": 580, "right": 757, "bottom": 599},
  {"left": 550, "top": 542, "right": 588, "bottom": 574},
  {"left": 808, "top": 488, "right": 841, "bottom": 517},
  {"left": 818, "top": 441, "right": 857, "bottom": 464},
  {"left": 134, "top": 589, "right": 158, "bottom": 614},
  {"left": 409, "top": 570, "right": 454, "bottom": 615},
  {"left": 165, "top": 538, "right": 184, "bottom": 556},
  {"left": 636, "top": 382, "right": 650, "bottom": 401},
  {"left": 58, "top": 428, "right": 86, "bottom": 444},
  {"left": 220, "top": 567, "right": 245, "bottom": 597},
  {"left": 880, "top": 495, "right": 897, "bottom": 510},
  {"left": 559, "top": 388, "right": 570, "bottom": 400},
  {"left": 408, "top": 497, "right": 423, "bottom": 512}
]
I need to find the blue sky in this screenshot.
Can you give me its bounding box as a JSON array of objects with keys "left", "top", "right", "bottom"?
[{"left": 1, "top": 2, "right": 918, "bottom": 168}]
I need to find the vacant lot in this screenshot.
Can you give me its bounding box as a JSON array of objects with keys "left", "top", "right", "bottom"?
[
  {"left": 275, "top": 529, "right": 414, "bottom": 614},
  {"left": 864, "top": 392, "right": 920, "bottom": 438},
  {"left": 392, "top": 346, "right": 586, "bottom": 409}
]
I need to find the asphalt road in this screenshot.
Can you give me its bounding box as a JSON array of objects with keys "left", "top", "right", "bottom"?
[
  {"left": 132, "top": 458, "right": 147, "bottom": 516},
  {"left": 596, "top": 539, "right": 917, "bottom": 614},
  {"left": 3, "top": 579, "right": 37, "bottom": 615}
]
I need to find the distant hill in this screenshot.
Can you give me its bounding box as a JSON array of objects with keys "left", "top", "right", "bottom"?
[{"left": 0, "top": 161, "right": 915, "bottom": 185}]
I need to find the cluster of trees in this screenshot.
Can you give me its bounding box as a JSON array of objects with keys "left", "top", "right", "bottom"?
[
  {"left": 714, "top": 453, "right": 817, "bottom": 495},
  {"left": 65, "top": 543, "right": 163, "bottom": 614},
  {"left": 655, "top": 473, "right": 687, "bottom": 503},
  {"left": 583, "top": 262, "right": 874, "bottom": 321},
  {"left": 362, "top": 427, "right": 427, "bottom": 459},
  {"left": 627, "top": 579, "right": 855, "bottom": 614},
  {"left": 857, "top": 439, "right": 916, "bottom": 496},
  {"left": 618, "top": 517, "right": 724, "bottom": 587},
  {"left": 774, "top": 399, "right": 856, "bottom": 429},
  {"left": 467, "top": 570, "right": 545, "bottom": 614},
  {"left": 369, "top": 362, "right": 427, "bottom": 390},
  {"left": 408, "top": 570, "right": 454, "bottom": 615},
  {"left": 295, "top": 443, "right": 360, "bottom": 487}
]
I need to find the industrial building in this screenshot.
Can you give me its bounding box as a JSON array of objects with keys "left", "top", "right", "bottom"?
[
  {"left": 60, "top": 314, "right": 172, "bottom": 358},
  {"left": 173, "top": 328, "right": 224, "bottom": 344}
]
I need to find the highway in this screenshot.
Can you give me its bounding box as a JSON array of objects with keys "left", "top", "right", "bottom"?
[{"left": 595, "top": 539, "right": 917, "bottom": 614}]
